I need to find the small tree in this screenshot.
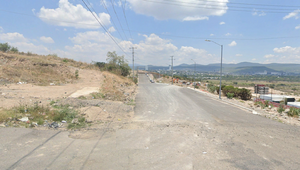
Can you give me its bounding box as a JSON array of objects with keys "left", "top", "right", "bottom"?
[
  {"left": 105, "top": 51, "right": 131, "bottom": 77},
  {"left": 239, "top": 88, "right": 252, "bottom": 100},
  {"left": 0, "top": 42, "right": 11, "bottom": 52},
  {"left": 10, "top": 47, "right": 19, "bottom": 53}
]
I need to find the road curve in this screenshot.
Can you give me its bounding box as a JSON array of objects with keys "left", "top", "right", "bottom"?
[{"left": 1, "top": 74, "right": 300, "bottom": 169}]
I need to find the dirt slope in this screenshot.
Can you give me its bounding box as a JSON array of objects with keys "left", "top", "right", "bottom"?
[{"left": 0, "top": 52, "right": 137, "bottom": 125}]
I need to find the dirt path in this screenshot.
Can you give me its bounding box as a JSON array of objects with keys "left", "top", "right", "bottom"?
[{"left": 0, "top": 68, "right": 104, "bottom": 108}]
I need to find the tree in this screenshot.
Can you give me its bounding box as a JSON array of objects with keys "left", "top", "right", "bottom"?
[
  {"left": 106, "top": 51, "right": 131, "bottom": 77},
  {"left": 10, "top": 47, "right": 19, "bottom": 53},
  {"left": 0, "top": 43, "right": 11, "bottom": 52}
]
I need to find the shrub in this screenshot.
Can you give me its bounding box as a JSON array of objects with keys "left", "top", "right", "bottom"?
[
  {"left": 239, "top": 88, "right": 252, "bottom": 100},
  {"left": 0, "top": 42, "right": 11, "bottom": 52},
  {"left": 75, "top": 70, "right": 79, "bottom": 79},
  {"left": 10, "top": 47, "right": 18, "bottom": 53},
  {"left": 264, "top": 100, "right": 270, "bottom": 108},
  {"left": 277, "top": 104, "right": 285, "bottom": 113},
  {"left": 207, "top": 84, "right": 216, "bottom": 93},
  {"left": 288, "top": 107, "right": 300, "bottom": 117},
  {"left": 227, "top": 93, "right": 234, "bottom": 99},
  {"left": 215, "top": 86, "right": 220, "bottom": 94}
]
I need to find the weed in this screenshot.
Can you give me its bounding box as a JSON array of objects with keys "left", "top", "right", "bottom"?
[
  {"left": 50, "top": 100, "right": 56, "bottom": 105},
  {"left": 91, "top": 92, "right": 105, "bottom": 99},
  {"left": 37, "top": 118, "right": 44, "bottom": 125},
  {"left": 288, "top": 107, "right": 300, "bottom": 117},
  {"left": 277, "top": 104, "right": 285, "bottom": 113},
  {"left": 126, "top": 99, "right": 135, "bottom": 105},
  {"left": 227, "top": 93, "right": 234, "bottom": 99},
  {"left": 277, "top": 119, "right": 284, "bottom": 123},
  {"left": 78, "top": 96, "right": 87, "bottom": 100},
  {"left": 75, "top": 70, "right": 79, "bottom": 79}
]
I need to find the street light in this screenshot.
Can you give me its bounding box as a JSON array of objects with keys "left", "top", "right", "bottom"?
[
  {"left": 191, "top": 59, "right": 196, "bottom": 90},
  {"left": 205, "top": 39, "right": 223, "bottom": 99}
]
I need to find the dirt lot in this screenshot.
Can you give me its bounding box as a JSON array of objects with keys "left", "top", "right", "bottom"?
[{"left": 0, "top": 53, "right": 137, "bottom": 129}]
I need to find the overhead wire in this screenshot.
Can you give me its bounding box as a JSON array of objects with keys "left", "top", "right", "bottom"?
[
  {"left": 1, "top": 8, "right": 299, "bottom": 41},
  {"left": 192, "top": 0, "right": 300, "bottom": 8},
  {"left": 160, "top": 0, "right": 300, "bottom": 11},
  {"left": 119, "top": 0, "right": 133, "bottom": 40},
  {"left": 123, "top": 29, "right": 300, "bottom": 40},
  {"left": 81, "top": 0, "right": 129, "bottom": 57},
  {"left": 98, "top": 0, "right": 125, "bottom": 41},
  {"left": 109, "top": 0, "right": 129, "bottom": 40},
  {"left": 143, "top": 0, "right": 300, "bottom": 14}
]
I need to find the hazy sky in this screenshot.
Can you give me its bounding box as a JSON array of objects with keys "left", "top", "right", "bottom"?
[{"left": 1, "top": 0, "right": 300, "bottom": 65}]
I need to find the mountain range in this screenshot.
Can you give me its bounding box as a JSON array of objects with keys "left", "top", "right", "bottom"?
[{"left": 134, "top": 62, "right": 300, "bottom": 74}]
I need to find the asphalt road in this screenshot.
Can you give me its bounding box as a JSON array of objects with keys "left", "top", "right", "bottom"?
[{"left": 1, "top": 74, "right": 300, "bottom": 169}]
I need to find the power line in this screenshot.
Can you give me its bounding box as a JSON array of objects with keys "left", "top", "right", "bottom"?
[
  {"left": 193, "top": 0, "right": 300, "bottom": 8},
  {"left": 119, "top": 0, "right": 133, "bottom": 40},
  {"left": 161, "top": 0, "right": 300, "bottom": 12},
  {"left": 109, "top": 0, "right": 129, "bottom": 40},
  {"left": 81, "top": 0, "right": 129, "bottom": 57},
  {"left": 143, "top": 0, "right": 300, "bottom": 14},
  {"left": 98, "top": 0, "right": 125, "bottom": 41},
  {"left": 123, "top": 29, "right": 300, "bottom": 40}
]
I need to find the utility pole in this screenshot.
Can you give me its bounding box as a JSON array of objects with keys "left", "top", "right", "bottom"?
[
  {"left": 205, "top": 40, "right": 223, "bottom": 99},
  {"left": 191, "top": 59, "right": 196, "bottom": 90},
  {"left": 129, "top": 47, "right": 137, "bottom": 80},
  {"left": 171, "top": 56, "right": 174, "bottom": 85}
]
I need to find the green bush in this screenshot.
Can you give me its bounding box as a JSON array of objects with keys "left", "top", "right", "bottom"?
[
  {"left": 0, "top": 43, "right": 11, "bottom": 52},
  {"left": 288, "top": 107, "right": 300, "bottom": 117},
  {"left": 10, "top": 47, "right": 18, "bottom": 53},
  {"left": 238, "top": 88, "right": 252, "bottom": 100},
  {"left": 277, "top": 104, "right": 285, "bottom": 114},
  {"left": 207, "top": 84, "right": 216, "bottom": 93},
  {"left": 227, "top": 93, "right": 234, "bottom": 99},
  {"left": 222, "top": 85, "right": 235, "bottom": 96}
]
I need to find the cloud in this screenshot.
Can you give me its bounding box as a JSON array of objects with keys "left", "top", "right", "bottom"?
[
  {"left": 296, "top": 25, "right": 300, "bottom": 29},
  {"left": 210, "top": 34, "right": 214, "bottom": 36},
  {"left": 126, "top": 0, "right": 228, "bottom": 21},
  {"left": 262, "top": 45, "right": 300, "bottom": 63},
  {"left": 228, "top": 41, "right": 237, "bottom": 47},
  {"left": 264, "top": 54, "right": 274, "bottom": 58},
  {"left": 0, "top": 32, "right": 50, "bottom": 54},
  {"left": 0, "top": 26, "right": 3, "bottom": 32},
  {"left": 183, "top": 16, "right": 209, "bottom": 21},
  {"left": 62, "top": 31, "right": 217, "bottom": 65},
  {"left": 108, "top": 26, "right": 116, "bottom": 33},
  {"left": 11, "top": 42, "right": 51, "bottom": 54},
  {"left": 252, "top": 58, "right": 256, "bottom": 61},
  {"left": 252, "top": 9, "right": 266, "bottom": 16},
  {"left": 40, "top": 36, "right": 54, "bottom": 43},
  {"left": 235, "top": 54, "right": 242, "bottom": 57},
  {"left": 283, "top": 9, "right": 300, "bottom": 20},
  {"left": 225, "top": 33, "right": 231, "bottom": 36},
  {"left": 0, "top": 32, "right": 28, "bottom": 42},
  {"left": 37, "top": 0, "right": 111, "bottom": 29},
  {"left": 273, "top": 46, "right": 297, "bottom": 53},
  {"left": 219, "top": 21, "right": 225, "bottom": 25}
]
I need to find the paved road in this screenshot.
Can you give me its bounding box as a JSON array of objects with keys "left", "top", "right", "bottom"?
[{"left": 1, "top": 74, "right": 300, "bottom": 169}]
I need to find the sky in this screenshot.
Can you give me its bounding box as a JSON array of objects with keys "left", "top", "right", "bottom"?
[{"left": 1, "top": 0, "right": 300, "bottom": 66}]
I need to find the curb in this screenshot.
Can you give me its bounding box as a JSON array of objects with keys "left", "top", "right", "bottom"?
[{"left": 186, "top": 87, "right": 259, "bottom": 114}]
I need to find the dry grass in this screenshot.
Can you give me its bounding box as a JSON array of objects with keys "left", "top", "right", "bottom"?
[
  {"left": 101, "top": 71, "right": 134, "bottom": 101},
  {"left": 0, "top": 52, "right": 96, "bottom": 85}
]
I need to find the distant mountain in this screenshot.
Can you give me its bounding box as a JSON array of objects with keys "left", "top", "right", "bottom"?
[
  {"left": 134, "top": 62, "right": 300, "bottom": 74},
  {"left": 232, "top": 66, "right": 278, "bottom": 74}
]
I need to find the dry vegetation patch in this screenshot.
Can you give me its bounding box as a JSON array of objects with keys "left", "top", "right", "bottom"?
[
  {"left": 101, "top": 71, "right": 136, "bottom": 102},
  {"left": 0, "top": 52, "right": 95, "bottom": 85}
]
